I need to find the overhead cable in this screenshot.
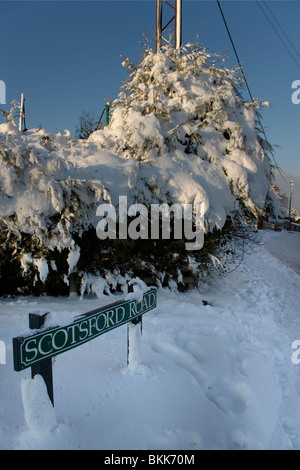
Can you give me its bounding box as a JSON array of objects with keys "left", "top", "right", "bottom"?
[
  {"left": 216, "top": 0, "right": 288, "bottom": 183},
  {"left": 216, "top": 0, "right": 254, "bottom": 102},
  {"left": 256, "top": 0, "right": 300, "bottom": 70}
]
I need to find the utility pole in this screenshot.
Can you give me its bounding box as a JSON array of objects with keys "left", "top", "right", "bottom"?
[
  {"left": 288, "top": 180, "right": 294, "bottom": 225},
  {"left": 105, "top": 102, "right": 110, "bottom": 126},
  {"left": 156, "top": 0, "right": 162, "bottom": 53},
  {"left": 175, "top": 0, "right": 182, "bottom": 50},
  {"left": 19, "top": 93, "right": 26, "bottom": 132},
  {"left": 156, "top": 0, "right": 182, "bottom": 53}
]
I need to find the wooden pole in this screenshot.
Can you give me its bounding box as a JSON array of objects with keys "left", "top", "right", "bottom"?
[
  {"left": 29, "top": 312, "right": 54, "bottom": 407},
  {"left": 126, "top": 283, "right": 142, "bottom": 367},
  {"left": 19, "top": 93, "right": 25, "bottom": 132},
  {"left": 127, "top": 315, "right": 142, "bottom": 368},
  {"left": 289, "top": 180, "right": 294, "bottom": 226}
]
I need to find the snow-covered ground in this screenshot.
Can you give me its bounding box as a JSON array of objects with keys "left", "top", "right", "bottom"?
[{"left": 0, "top": 230, "right": 300, "bottom": 450}]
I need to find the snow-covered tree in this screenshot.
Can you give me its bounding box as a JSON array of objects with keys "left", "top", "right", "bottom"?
[
  {"left": 90, "top": 44, "right": 275, "bottom": 227},
  {"left": 0, "top": 44, "right": 277, "bottom": 295},
  {"left": 270, "top": 184, "right": 288, "bottom": 217},
  {"left": 291, "top": 206, "right": 299, "bottom": 220},
  {"left": 75, "top": 110, "right": 98, "bottom": 139},
  {"left": 0, "top": 99, "right": 22, "bottom": 127}
]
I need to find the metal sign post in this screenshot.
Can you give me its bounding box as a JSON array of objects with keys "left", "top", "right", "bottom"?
[
  {"left": 29, "top": 312, "right": 54, "bottom": 406},
  {"left": 18, "top": 93, "right": 25, "bottom": 132}
]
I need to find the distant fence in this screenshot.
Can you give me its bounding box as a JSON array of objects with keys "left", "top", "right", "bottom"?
[
  {"left": 258, "top": 218, "right": 300, "bottom": 233},
  {"left": 262, "top": 221, "right": 285, "bottom": 232},
  {"left": 289, "top": 222, "right": 300, "bottom": 232}
]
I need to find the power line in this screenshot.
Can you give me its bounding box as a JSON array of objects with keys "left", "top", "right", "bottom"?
[
  {"left": 255, "top": 1, "right": 300, "bottom": 185},
  {"left": 256, "top": 0, "right": 300, "bottom": 70},
  {"left": 216, "top": 0, "right": 289, "bottom": 184},
  {"left": 262, "top": 1, "right": 300, "bottom": 61},
  {"left": 216, "top": 0, "right": 254, "bottom": 103}
]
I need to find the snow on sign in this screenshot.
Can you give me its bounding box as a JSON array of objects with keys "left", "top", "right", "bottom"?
[{"left": 13, "top": 288, "right": 157, "bottom": 372}]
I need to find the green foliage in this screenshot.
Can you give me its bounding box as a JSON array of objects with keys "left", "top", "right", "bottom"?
[{"left": 0, "top": 213, "right": 260, "bottom": 296}]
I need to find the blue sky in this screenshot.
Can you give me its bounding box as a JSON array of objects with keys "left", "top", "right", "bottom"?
[{"left": 1, "top": 0, "right": 300, "bottom": 200}]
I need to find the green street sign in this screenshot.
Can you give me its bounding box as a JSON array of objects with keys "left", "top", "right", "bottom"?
[{"left": 13, "top": 288, "right": 157, "bottom": 372}]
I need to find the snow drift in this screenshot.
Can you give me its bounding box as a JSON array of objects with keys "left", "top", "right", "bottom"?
[{"left": 1, "top": 231, "right": 300, "bottom": 450}]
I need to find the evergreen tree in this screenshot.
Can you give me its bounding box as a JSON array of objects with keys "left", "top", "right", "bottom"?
[{"left": 0, "top": 44, "right": 277, "bottom": 295}]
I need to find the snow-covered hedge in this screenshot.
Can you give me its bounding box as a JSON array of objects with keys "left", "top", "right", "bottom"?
[{"left": 0, "top": 44, "right": 277, "bottom": 296}]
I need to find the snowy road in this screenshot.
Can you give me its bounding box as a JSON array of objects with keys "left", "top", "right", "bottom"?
[
  {"left": 264, "top": 231, "right": 300, "bottom": 275},
  {"left": 259, "top": 231, "right": 300, "bottom": 337},
  {"left": 0, "top": 230, "right": 300, "bottom": 450}
]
